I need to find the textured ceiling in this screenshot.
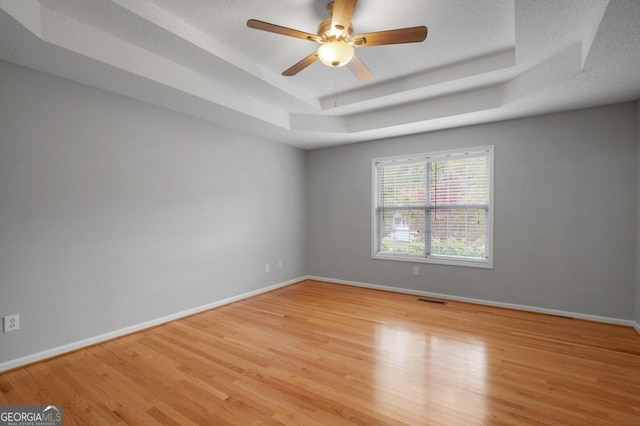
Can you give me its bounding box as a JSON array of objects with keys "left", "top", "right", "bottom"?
[{"left": 0, "top": 0, "right": 639, "bottom": 149}]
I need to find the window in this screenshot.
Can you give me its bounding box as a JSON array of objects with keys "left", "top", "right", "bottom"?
[{"left": 372, "top": 146, "right": 493, "bottom": 268}]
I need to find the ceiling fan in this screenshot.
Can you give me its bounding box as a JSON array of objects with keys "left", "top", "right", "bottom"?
[{"left": 247, "top": 0, "right": 428, "bottom": 81}]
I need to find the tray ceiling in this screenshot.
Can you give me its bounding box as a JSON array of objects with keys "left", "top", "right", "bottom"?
[{"left": 0, "top": 0, "right": 639, "bottom": 149}]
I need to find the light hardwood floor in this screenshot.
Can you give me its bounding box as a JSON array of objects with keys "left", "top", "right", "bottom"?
[{"left": 1, "top": 280, "right": 639, "bottom": 425}]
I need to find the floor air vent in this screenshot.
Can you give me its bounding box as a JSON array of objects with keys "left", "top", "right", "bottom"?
[{"left": 417, "top": 298, "right": 447, "bottom": 305}]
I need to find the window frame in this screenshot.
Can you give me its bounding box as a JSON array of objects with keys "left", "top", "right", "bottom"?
[{"left": 371, "top": 145, "right": 494, "bottom": 269}]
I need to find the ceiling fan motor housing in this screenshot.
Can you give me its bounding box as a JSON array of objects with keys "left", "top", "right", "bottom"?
[{"left": 318, "top": 18, "right": 353, "bottom": 41}]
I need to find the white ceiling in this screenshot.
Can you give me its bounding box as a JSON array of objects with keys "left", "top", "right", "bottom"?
[{"left": 0, "top": 0, "right": 639, "bottom": 149}]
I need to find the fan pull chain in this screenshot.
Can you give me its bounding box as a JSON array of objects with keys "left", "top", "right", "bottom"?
[{"left": 334, "top": 68, "right": 338, "bottom": 108}]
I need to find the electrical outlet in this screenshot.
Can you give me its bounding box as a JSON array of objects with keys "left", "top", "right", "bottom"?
[
  {"left": 4, "top": 314, "right": 19, "bottom": 333},
  {"left": 413, "top": 266, "right": 420, "bottom": 276},
  {"left": 278, "top": 261, "right": 282, "bottom": 269},
  {"left": 265, "top": 264, "right": 270, "bottom": 273}
]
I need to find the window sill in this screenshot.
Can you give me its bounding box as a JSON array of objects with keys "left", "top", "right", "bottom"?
[{"left": 372, "top": 253, "right": 493, "bottom": 269}]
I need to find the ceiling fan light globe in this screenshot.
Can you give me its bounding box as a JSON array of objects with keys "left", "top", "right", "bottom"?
[{"left": 317, "top": 41, "right": 354, "bottom": 67}]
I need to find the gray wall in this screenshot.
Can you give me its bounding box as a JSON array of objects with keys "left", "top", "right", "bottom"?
[
  {"left": 308, "top": 103, "right": 638, "bottom": 320},
  {"left": 0, "top": 60, "right": 307, "bottom": 363},
  {"left": 636, "top": 100, "right": 640, "bottom": 326}
]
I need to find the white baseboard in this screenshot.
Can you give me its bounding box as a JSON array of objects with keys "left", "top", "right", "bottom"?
[
  {"left": 0, "top": 277, "right": 304, "bottom": 373},
  {"left": 3, "top": 276, "right": 635, "bottom": 372},
  {"left": 308, "top": 275, "right": 637, "bottom": 328}
]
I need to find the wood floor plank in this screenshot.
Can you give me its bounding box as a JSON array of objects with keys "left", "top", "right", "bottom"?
[{"left": 1, "top": 279, "right": 639, "bottom": 425}]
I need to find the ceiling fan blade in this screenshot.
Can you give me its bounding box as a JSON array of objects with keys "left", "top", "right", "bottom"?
[
  {"left": 282, "top": 52, "right": 319, "bottom": 76},
  {"left": 247, "top": 19, "right": 321, "bottom": 43},
  {"left": 352, "top": 26, "right": 428, "bottom": 47},
  {"left": 347, "top": 54, "right": 372, "bottom": 81},
  {"left": 331, "top": 0, "right": 357, "bottom": 35}
]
